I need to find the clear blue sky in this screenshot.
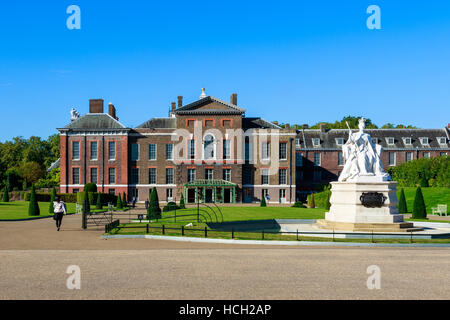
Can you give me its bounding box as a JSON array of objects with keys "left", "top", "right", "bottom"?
[{"left": 1, "top": 0, "right": 450, "bottom": 141}]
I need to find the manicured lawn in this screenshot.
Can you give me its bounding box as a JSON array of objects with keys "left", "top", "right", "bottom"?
[
  {"left": 0, "top": 201, "right": 125, "bottom": 220},
  {"left": 397, "top": 187, "right": 450, "bottom": 214},
  {"left": 159, "top": 206, "right": 326, "bottom": 223},
  {"left": 0, "top": 201, "right": 77, "bottom": 220}
]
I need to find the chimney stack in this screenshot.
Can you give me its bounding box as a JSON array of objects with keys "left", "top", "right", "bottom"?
[
  {"left": 302, "top": 124, "right": 309, "bottom": 129},
  {"left": 320, "top": 123, "right": 327, "bottom": 133},
  {"left": 171, "top": 102, "right": 176, "bottom": 112},
  {"left": 285, "top": 123, "right": 290, "bottom": 129},
  {"left": 108, "top": 103, "right": 118, "bottom": 120},
  {"left": 230, "top": 93, "right": 237, "bottom": 105},
  {"left": 178, "top": 96, "right": 183, "bottom": 108},
  {"left": 89, "top": 99, "right": 104, "bottom": 114}
]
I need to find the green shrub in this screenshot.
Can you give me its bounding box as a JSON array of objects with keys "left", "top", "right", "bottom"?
[
  {"left": 389, "top": 156, "right": 449, "bottom": 187},
  {"left": 308, "top": 193, "right": 316, "bottom": 208},
  {"left": 28, "top": 185, "right": 40, "bottom": 216},
  {"left": 260, "top": 195, "right": 267, "bottom": 207},
  {"left": 48, "top": 187, "right": 56, "bottom": 214},
  {"left": 122, "top": 192, "right": 127, "bottom": 206},
  {"left": 179, "top": 194, "right": 186, "bottom": 209},
  {"left": 84, "top": 183, "right": 97, "bottom": 193},
  {"left": 412, "top": 187, "right": 427, "bottom": 219},
  {"left": 292, "top": 201, "right": 306, "bottom": 208},
  {"left": 398, "top": 188, "right": 408, "bottom": 214},
  {"left": 117, "top": 193, "right": 123, "bottom": 209},
  {"left": 96, "top": 193, "right": 102, "bottom": 210},
  {"left": 163, "top": 201, "right": 180, "bottom": 212},
  {"left": 88, "top": 192, "right": 95, "bottom": 205},
  {"left": 2, "top": 186, "right": 9, "bottom": 202},
  {"left": 82, "top": 190, "right": 90, "bottom": 213},
  {"left": 147, "top": 187, "right": 161, "bottom": 219}
]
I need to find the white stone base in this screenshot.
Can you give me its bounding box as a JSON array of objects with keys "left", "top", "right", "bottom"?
[{"left": 325, "top": 181, "right": 404, "bottom": 224}]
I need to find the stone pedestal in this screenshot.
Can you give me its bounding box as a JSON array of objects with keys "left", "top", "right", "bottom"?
[{"left": 316, "top": 181, "right": 421, "bottom": 232}]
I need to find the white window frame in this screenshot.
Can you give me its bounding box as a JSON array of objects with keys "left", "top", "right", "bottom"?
[
  {"left": 386, "top": 137, "right": 395, "bottom": 146},
  {"left": 205, "top": 169, "right": 214, "bottom": 180},
  {"left": 405, "top": 152, "right": 413, "bottom": 162},
  {"left": 166, "top": 144, "right": 174, "bottom": 161},
  {"left": 90, "top": 141, "right": 98, "bottom": 161},
  {"left": 108, "top": 141, "right": 116, "bottom": 161},
  {"left": 403, "top": 137, "right": 412, "bottom": 146},
  {"left": 437, "top": 137, "right": 447, "bottom": 145},
  {"left": 295, "top": 138, "right": 301, "bottom": 148},
  {"left": 261, "top": 169, "right": 269, "bottom": 185},
  {"left": 335, "top": 138, "right": 344, "bottom": 146},
  {"left": 279, "top": 142, "right": 287, "bottom": 160},
  {"left": 420, "top": 137, "right": 429, "bottom": 145},
  {"left": 148, "top": 144, "right": 157, "bottom": 161},
  {"left": 389, "top": 152, "right": 396, "bottom": 166},
  {"left": 312, "top": 138, "right": 320, "bottom": 147},
  {"left": 313, "top": 153, "right": 321, "bottom": 166},
  {"left": 148, "top": 168, "right": 157, "bottom": 184},
  {"left": 203, "top": 134, "right": 216, "bottom": 160},
  {"left": 423, "top": 152, "right": 431, "bottom": 159},
  {"left": 72, "top": 141, "right": 80, "bottom": 160}
]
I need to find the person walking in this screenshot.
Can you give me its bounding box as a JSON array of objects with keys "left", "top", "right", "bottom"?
[{"left": 53, "top": 196, "right": 67, "bottom": 231}]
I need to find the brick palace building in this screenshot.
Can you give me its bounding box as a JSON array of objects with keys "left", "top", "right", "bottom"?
[{"left": 57, "top": 90, "right": 449, "bottom": 204}]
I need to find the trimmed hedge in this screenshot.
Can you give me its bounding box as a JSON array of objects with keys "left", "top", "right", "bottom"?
[
  {"left": 163, "top": 202, "right": 180, "bottom": 212},
  {"left": 308, "top": 190, "right": 331, "bottom": 209},
  {"left": 23, "top": 191, "right": 116, "bottom": 204},
  {"left": 292, "top": 201, "right": 306, "bottom": 208},
  {"left": 388, "top": 156, "right": 449, "bottom": 187}
]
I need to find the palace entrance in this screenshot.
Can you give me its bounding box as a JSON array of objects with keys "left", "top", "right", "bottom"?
[{"left": 184, "top": 179, "right": 237, "bottom": 204}]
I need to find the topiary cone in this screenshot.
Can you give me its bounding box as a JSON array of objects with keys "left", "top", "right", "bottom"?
[
  {"left": 412, "top": 186, "right": 427, "bottom": 219},
  {"left": 398, "top": 188, "right": 408, "bottom": 214}
]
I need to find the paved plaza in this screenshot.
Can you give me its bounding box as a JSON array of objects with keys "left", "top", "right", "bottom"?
[{"left": 1, "top": 215, "right": 449, "bottom": 299}]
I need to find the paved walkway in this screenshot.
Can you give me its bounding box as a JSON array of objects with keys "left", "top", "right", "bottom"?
[{"left": 1, "top": 215, "right": 450, "bottom": 299}]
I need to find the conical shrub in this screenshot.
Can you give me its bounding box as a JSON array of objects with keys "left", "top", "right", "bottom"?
[
  {"left": 82, "top": 190, "right": 90, "bottom": 213},
  {"left": 2, "top": 185, "right": 9, "bottom": 202},
  {"left": 147, "top": 187, "right": 161, "bottom": 219},
  {"left": 28, "top": 185, "right": 40, "bottom": 216},
  {"left": 260, "top": 195, "right": 267, "bottom": 207},
  {"left": 179, "top": 193, "right": 185, "bottom": 209},
  {"left": 123, "top": 192, "right": 127, "bottom": 207},
  {"left": 117, "top": 193, "right": 123, "bottom": 209},
  {"left": 308, "top": 193, "right": 316, "bottom": 208},
  {"left": 325, "top": 192, "right": 331, "bottom": 211},
  {"left": 96, "top": 193, "right": 102, "bottom": 210},
  {"left": 412, "top": 187, "right": 427, "bottom": 219},
  {"left": 398, "top": 188, "right": 408, "bottom": 214}
]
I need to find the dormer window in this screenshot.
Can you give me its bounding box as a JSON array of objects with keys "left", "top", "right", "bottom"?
[
  {"left": 335, "top": 138, "right": 344, "bottom": 146},
  {"left": 312, "top": 138, "right": 320, "bottom": 147},
  {"left": 295, "top": 138, "right": 301, "bottom": 147},
  {"left": 438, "top": 137, "right": 447, "bottom": 145},
  {"left": 420, "top": 137, "right": 429, "bottom": 145},
  {"left": 386, "top": 137, "right": 395, "bottom": 146},
  {"left": 404, "top": 137, "right": 412, "bottom": 146}
]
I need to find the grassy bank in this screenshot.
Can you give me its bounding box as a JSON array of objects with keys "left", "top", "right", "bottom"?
[{"left": 398, "top": 187, "right": 450, "bottom": 214}]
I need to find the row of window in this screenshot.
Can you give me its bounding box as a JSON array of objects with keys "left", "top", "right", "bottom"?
[
  {"left": 302, "top": 137, "right": 448, "bottom": 148},
  {"left": 72, "top": 167, "right": 117, "bottom": 185},
  {"left": 72, "top": 141, "right": 116, "bottom": 161}
]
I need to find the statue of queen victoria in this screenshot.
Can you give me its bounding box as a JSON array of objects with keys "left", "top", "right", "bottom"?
[{"left": 338, "top": 118, "right": 391, "bottom": 182}]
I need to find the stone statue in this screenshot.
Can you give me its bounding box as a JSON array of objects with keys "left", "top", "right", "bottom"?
[
  {"left": 70, "top": 108, "right": 80, "bottom": 121},
  {"left": 338, "top": 118, "right": 390, "bottom": 182}
]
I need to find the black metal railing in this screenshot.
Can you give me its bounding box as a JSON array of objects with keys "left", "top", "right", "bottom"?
[{"left": 105, "top": 223, "right": 449, "bottom": 243}]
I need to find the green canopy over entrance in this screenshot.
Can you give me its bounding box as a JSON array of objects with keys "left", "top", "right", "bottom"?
[{"left": 184, "top": 179, "right": 236, "bottom": 204}]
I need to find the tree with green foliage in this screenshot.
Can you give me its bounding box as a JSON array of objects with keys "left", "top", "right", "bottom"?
[
  {"left": 398, "top": 188, "right": 408, "bottom": 214},
  {"left": 147, "top": 187, "right": 161, "bottom": 219},
  {"left": 308, "top": 193, "right": 315, "bottom": 208},
  {"left": 117, "top": 193, "right": 123, "bottom": 209},
  {"left": 82, "top": 189, "right": 90, "bottom": 213},
  {"left": 28, "top": 185, "right": 40, "bottom": 216},
  {"left": 2, "top": 185, "right": 9, "bottom": 202},
  {"left": 412, "top": 187, "right": 427, "bottom": 219},
  {"left": 260, "top": 195, "right": 267, "bottom": 207},
  {"left": 96, "top": 193, "right": 102, "bottom": 210},
  {"left": 179, "top": 193, "right": 185, "bottom": 209},
  {"left": 48, "top": 187, "right": 56, "bottom": 213}
]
